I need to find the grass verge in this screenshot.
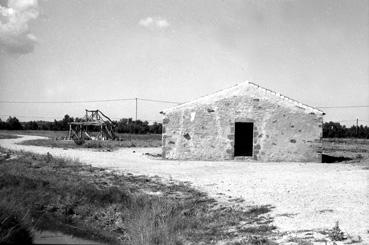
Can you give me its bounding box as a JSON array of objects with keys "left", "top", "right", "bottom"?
[
  {"left": 0, "top": 204, "right": 33, "bottom": 245},
  {"left": 0, "top": 130, "right": 162, "bottom": 150},
  {"left": 19, "top": 137, "right": 161, "bottom": 151},
  {"left": 0, "top": 148, "right": 276, "bottom": 244},
  {"left": 322, "top": 138, "right": 369, "bottom": 163},
  {"left": 0, "top": 133, "right": 19, "bottom": 140}
]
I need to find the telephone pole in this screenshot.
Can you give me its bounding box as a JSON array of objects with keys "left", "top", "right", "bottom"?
[
  {"left": 356, "top": 118, "right": 359, "bottom": 137},
  {"left": 135, "top": 98, "right": 138, "bottom": 134},
  {"left": 135, "top": 98, "right": 138, "bottom": 122}
]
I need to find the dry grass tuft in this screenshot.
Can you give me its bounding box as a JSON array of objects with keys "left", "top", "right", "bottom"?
[
  {"left": 0, "top": 203, "right": 33, "bottom": 245},
  {"left": 0, "top": 148, "right": 276, "bottom": 244}
]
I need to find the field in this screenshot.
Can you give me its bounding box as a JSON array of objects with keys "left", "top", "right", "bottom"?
[
  {"left": 0, "top": 133, "right": 19, "bottom": 140},
  {"left": 322, "top": 138, "right": 369, "bottom": 162},
  {"left": 0, "top": 148, "right": 276, "bottom": 245},
  {"left": 0, "top": 130, "right": 162, "bottom": 150},
  {"left": 0, "top": 130, "right": 69, "bottom": 138}
]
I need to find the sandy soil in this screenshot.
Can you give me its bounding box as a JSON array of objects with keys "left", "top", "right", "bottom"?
[{"left": 1, "top": 135, "right": 369, "bottom": 244}]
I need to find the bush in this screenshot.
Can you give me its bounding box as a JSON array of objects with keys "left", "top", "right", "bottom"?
[
  {"left": 5, "top": 117, "right": 23, "bottom": 130},
  {"left": 328, "top": 221, "right": 345, "bottom": 241}
]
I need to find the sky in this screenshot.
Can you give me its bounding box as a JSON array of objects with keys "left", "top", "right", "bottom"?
[{"left": 0, "top": 0, "right": 368, "bottom": 125}]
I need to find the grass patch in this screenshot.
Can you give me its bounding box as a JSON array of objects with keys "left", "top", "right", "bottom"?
[
  {"left": 0, "top": 130, "right": 69, "bottom": 138},
  {"left": 0, "top": 204, "right": 33, "bottom": 245},
  {"left": 0, "top": 133, "right": 19, "bottom": 140},
  {"left": 19, "top": 137, "right": 161, "bottom": 151},
  {"left": 1, "top": 129, "right": 162, "bottom": 150},
  {"left": 0, "top": 148, "right": 275, "bottom": 244},
  {"left": 0, "top": 130, "right": 161, "bottom": 141},
  {"left": 322, "top": 138, "right": 369, "bottom": 163}
]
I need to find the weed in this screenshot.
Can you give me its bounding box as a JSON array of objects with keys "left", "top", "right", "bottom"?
[
  {"left": 328, "top": 221, "right": 346, "bottom": 241},
  {"left": 45, "top": 152, "right": 53, "bottom": 163}
]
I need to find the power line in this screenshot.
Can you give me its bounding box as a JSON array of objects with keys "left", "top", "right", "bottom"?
[
  {"left": 0, "top": 98, "right": 135, "bottom": 104},
  {"left": 138, "top": 98, "right": 181, "bottom": 105},
  {"left": 0, "top": 97, "right": 182, "bottom": 104},
  {"left": 0, "top": 114, "right": 161, "bottom": 122},
  {"left": 0, "top": 97, "right": 367, "bottom": 108},
  {"left": 335, "top": 120, "right": 355, "bottom": 122},
  {"left": 0, "top": 114, "right": 57, "bottom": 119}
]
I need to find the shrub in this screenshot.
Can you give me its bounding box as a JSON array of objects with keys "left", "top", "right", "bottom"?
[{"left": 328, "top": 221, "right": 345, "bottom": 241}]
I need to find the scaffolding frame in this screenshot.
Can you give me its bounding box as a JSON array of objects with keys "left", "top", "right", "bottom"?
[{"left": 68, "top": 110, "right": 116, "bottom": 143}]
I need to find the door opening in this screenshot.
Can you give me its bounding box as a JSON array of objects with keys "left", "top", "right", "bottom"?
[{"left": 234, "top": 122, "right": 253, "bottom": 157}]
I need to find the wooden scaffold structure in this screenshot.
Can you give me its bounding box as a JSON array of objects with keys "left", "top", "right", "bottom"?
[{"left": 68, "top": 109, "right": 117, "bottom": 145}]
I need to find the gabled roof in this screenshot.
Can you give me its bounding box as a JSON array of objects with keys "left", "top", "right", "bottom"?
[{"left": 162, "top": 81, "right": 325, "bottom": 115}]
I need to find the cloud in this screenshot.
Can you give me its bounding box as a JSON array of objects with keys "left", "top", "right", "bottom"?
[
  {"left": 138, "top": 16, "right": 170, "bottom": 29},
  {"left": 0, "top": 0, "right": 40, "bottom": 54}
]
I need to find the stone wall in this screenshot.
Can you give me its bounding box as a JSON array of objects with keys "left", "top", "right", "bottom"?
[{"left": 162, "top": 85, "right": 323, "bottom": 162}]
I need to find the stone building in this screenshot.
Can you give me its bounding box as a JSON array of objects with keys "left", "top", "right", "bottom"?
[{"left": 161, "top": 81, "right": 325, "bottom": 162}]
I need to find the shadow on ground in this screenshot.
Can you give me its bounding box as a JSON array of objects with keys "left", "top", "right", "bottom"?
[{"left": 322, "top": 154, "right": 352, "bottom": 163}]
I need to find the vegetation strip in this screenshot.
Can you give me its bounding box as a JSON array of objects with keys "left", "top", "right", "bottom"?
[
  {"left": 19, "top": 137, "right": 162, "bottom": 151},
  {"left": 0, "top": 149, "right": 276, "bottom": 245},
  {"left": 0, "top": 133, "right": 19, "bottom": 140}
]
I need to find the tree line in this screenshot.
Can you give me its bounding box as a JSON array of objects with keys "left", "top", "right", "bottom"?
[
  {"left": 1, "top": 116, "right": 368, "bottom": 138},
  {"left": 0, "top": 115, "right": 162, "bottom": 134},
  {"left": 322, "top": 121, "right": 369, "bottom": 138}
]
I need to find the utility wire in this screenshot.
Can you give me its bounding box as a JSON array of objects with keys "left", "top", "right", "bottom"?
[
  {"left": 0, "top": 114, "right": 55, "bottom": 119},
  {"left": 0, "top": 97, "right": 182, "bottom": 104},
  {"left": 0, "top": 114, "right": 161, "bottom": 122},
  {"left": 0, "top": 97, "right": 367, "bottom": 108},
  {"left": 137, "top": 98, "right": 181, "bottom": 104},
  {"left": 0, "top": 98, "right": 135, "bottom": 104}
]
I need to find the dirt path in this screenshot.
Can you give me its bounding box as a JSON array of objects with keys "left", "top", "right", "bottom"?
[{"left": 1, "top": 135, "right": 369, "bottom": 243}]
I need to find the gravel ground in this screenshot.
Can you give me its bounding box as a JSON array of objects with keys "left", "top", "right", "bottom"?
[{"left": 1, "top": 135, "right": 369, "bottom": 244}]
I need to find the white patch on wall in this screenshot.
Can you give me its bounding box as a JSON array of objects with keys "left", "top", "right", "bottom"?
[{"left": 190, "top": 112, "right": 196, "bottom": 122}]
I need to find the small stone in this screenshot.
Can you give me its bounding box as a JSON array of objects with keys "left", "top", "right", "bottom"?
[{"left": 183, "top": 133, "right": 191, "bottom": 140}]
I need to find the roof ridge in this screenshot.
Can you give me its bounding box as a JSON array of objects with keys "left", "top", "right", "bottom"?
[
  {"left": 247, "top": 81, "right": 324, "bottom": 114},
  {"left": 162, "top": 81, "right": 324, "bottom": 115},
  {"left": 161, "top": 82, "right": 242, "bottom": 112}
]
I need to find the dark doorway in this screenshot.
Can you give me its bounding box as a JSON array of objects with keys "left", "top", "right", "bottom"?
[
  {"left": 321, "top": 154, "right": 352, "bottom": 163},
  {"left": 234, "top": 122, "right": 254, "bottom": 157}
]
